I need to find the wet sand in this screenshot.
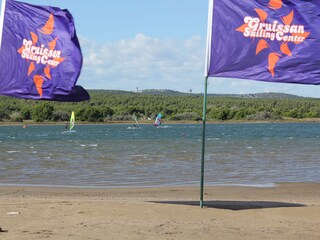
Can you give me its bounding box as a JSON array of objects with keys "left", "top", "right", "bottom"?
[{"left": 0, "top": 183, "right": 319, "bottom": 240}]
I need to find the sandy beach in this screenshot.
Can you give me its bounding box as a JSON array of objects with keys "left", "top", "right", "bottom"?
[{"left": 0, "top": 183, "right": 319, "bottom": 240}]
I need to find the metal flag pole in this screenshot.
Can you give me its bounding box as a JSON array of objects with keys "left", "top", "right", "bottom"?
[
  {"left": 200, "top": 0, "right": 213, "bottom": 208},
  {"left": 0, "top": 0, "right": 7, "bottom": 50},
  {"left": 200, "top": 76, "right": 208, "bottom": 208}
]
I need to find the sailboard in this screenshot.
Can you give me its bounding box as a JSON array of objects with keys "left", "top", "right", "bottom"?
[
  {"left": 154, "top": 113, "right": 162, "bottom": 126},
  {"left": 63, "top": 111, "right": 76, "bottom": 133},
  {"left": 69, "top": 111, "right": 75, "bottom": 131},
  {"left": 127, "top": 114, "right": 141, "bottom": 129},
  {"left": 154, "top": 113, "right": 169, "bottom": 128},
  {"left": 154, "top": 113, "right": 165, "bottom": 127}
]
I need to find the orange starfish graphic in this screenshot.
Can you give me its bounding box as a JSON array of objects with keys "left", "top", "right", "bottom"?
[
  {"left": 17, "top": 14, "right": 65, "bottom": 97},
  {"left": 236, "top": 0, "right": 310, "bottom": 77}
]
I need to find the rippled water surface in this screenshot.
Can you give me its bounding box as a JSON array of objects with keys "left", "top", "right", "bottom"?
[{"left": 0, "top": 123, "right": 319, "bottom": 187}]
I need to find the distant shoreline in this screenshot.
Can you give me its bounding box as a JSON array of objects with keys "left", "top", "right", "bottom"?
[{"left": 1, "top": 118, "right": 320, "bottom": 126}]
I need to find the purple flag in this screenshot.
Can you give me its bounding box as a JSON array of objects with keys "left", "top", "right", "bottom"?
[
  {"left": 0, "top": 0, "right": 90, "bottom": 101},
  {"left": 206, "top": 0, "right": 320, "bottom": 85}
]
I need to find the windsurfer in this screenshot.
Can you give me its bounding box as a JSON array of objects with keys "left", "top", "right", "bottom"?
[{"left": 154, "top": 113, "right": 162, "bottom": 127}]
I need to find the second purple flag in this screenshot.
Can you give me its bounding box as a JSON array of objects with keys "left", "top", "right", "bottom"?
[{"left": 206, "top": 0, "right": 320, "bottom": 85}]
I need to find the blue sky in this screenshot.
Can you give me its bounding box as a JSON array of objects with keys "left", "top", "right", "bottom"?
[{"left": 2, "top": 0, "right": 320, "bottom": 97}]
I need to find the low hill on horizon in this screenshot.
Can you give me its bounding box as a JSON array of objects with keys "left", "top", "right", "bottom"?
[
  {"left": 1, "top": 88, "right": 319, "bottom": 123},
  {"left": 88, "top": 89, "right": 303, "bottom": 99}
]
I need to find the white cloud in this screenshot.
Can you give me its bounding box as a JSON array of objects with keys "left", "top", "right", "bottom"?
[
  {"left": 78, "top": 34, "right": 205, "bottom": 92},
  {"left": 78, "top": 35, "right": 320, "bottom": 98}
]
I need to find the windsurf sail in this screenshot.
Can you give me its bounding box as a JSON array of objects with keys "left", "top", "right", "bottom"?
[
  {"left": 69, "top": 111, "right": 75, "bottom": 131},
  {"left": 132, "top": 114, "right": 139, "bottom": 126},
  {"left": 154, "top": 113, "right": 162, "bottom": 126}
]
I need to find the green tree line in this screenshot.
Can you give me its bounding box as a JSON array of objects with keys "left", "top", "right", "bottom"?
[{"left": 1, "top": 90, "right": 320, "bottom": 123}]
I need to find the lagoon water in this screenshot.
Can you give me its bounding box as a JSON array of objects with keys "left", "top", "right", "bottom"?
[{"left": 0, "top": 123, "right": 319, "bottom": 188}]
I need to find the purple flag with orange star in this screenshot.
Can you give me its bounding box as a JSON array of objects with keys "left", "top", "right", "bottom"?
[
  {"left": 0, "top": 0, "right": 90, "bottom": 101},
  {"left": 205, "top": 0, "right": 320, "bottom": 85}
]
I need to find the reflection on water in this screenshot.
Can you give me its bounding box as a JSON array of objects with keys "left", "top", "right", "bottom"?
[{"left": 0, "top": 123, "right": 319, "bottom": 187}]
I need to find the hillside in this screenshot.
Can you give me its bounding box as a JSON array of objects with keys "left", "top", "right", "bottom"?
[
  {"left": 91, "top": 89, "right": 303, "bottom": 99},
  {"left": 0, "top": 89, "right": 319, "bottom": 123}
]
